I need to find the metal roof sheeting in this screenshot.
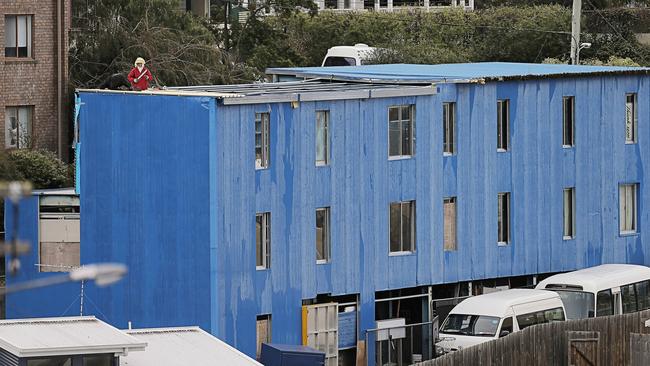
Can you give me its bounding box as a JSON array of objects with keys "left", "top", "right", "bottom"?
[
  {"left": 121, "top": 327, "right": 262, "bottom": 366},
  {"left": 266, "top": 62, "right": 650, "bottom": 84},
  {"left": 0, "top": 316, "right": 146, "bottom": 358}
]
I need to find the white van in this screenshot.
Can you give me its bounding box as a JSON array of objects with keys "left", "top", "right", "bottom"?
[
  {"left": 536, "top": 264, "right": 650, "bottom": 319},
  {"left": 321, "top": 44, "right": 377, "bottom": 67},
  {"left": 436, "top": 289, "right": 566, "bottom": 353}
]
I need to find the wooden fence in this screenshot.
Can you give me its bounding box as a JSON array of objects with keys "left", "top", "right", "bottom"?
[{"left": 419, "top": 309, "right": 650, "bottom": 366}]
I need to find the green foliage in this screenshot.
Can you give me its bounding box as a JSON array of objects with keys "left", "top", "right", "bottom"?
[
  {"left": 6, "top": 150, "right": 72, "bottom": 189},
  {"left": 70, "top": 0, "right": 258, "bottom": 88}
]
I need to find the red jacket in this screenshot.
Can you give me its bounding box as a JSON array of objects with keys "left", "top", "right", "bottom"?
[{"left": 127, "top": 67, "right": 153, "bottom": 91}]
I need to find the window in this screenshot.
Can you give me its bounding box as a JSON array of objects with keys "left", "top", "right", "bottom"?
[
  {"left": 256, "top": 314, "right": 271, "bottom": 360},
  {"left": 316, "top": 207, "right": 330, "bottom": 263},
  {"left": 389, "top": 201, "right": 415, "bottom": 253},
  {"left": 563, "top": 96, "right": 575, "bottom": 147},
  {"left": 621, "top": 283, "right": 638, "bottom": 314},
  {"left": 255, "top": 112, "right": 270, "bottom": 169},
  {"left": 515, "top": 307, "right": 565, "bottom": 330},
  {"left": 4, "top": 15, "right": 32, "bottom": 58},
  {"left": 443, "top": 197, "right": 457, "bottom": 251},
  {"left": 563, "top": 188, "right": 575, "bottom": 239},
  {"left": 499, "top": 316, "right": 513, "bottom": 337},
  {"left": 388, "top": 105, "right": 415, "bottom": 158},
  {"left": 38, "top": 197, "right": 80, "bottom": 272},
  {"left": 619, "top": 184, "right": 638, "bottom": 234},
  {"left": 5, "top": 106, "right": 33, "bottom": 149},
  {"left": 626, "top": 93, "right": 638, "bottom": 143},
  {"left": 596, "top": 289, "right": 614, "bottom": 316},
  {"left": 256, "top": 212, "right": 270, "bottom": 269},
  {"left": 497, "top": 192, "right": 510, "bottom": 245},
  {"left": 83, "top": 355, "right": 115, "bottom": 366},
  {"left": 443, "top": 102, "right": 456, "bottom": 155},
  {"left": 636, "top": 280, "right": 650, "bottom": 311},
  {"left": 26, "top": 357, "right": 71, "bottom": 366},
  {"left": 497, "top": 99, "right": 509, "bottom": 151},
  {"left": 316, "top": 111, "right": 329, "bottom": 165}
]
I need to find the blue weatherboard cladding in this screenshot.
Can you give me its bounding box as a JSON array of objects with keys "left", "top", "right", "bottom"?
[
  {"left": 5, "top": 71, "right": 650, "bottom": 361},
  {"left": 77, "top": 93, "right": 213, "bottom": 331}
]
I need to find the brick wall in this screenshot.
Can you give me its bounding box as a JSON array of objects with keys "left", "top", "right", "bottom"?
[{"left": 0, "top": 0, "right": 71, "bottom": 159}]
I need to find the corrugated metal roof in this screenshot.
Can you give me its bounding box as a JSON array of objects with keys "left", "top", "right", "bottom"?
[
  {"left": 121, "top": 327, "right": 262, "bottom": 366},
  {"left": 79, "top": 81, "right": 439, "bottom": 104},
  {"left": 0, "top": 316, "right": 146, "bottom": 358},
  {"left": 266, "top": 62, "right": 650, "bottom": 84}
]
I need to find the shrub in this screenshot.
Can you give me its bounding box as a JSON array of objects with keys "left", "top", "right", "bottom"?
[{"left": 7, "top": 149, "right": 73, "bottom": 189}]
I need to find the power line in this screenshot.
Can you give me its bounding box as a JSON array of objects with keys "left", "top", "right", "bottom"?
[{"left": 584, "top": 0, "right": 649, "bottom": 63}]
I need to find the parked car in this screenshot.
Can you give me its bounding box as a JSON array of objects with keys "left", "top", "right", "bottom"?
[{"left": 435, "top": 289, "right": 566, "bottom": 354}]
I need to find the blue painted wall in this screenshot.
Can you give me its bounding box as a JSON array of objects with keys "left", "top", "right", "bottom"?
[
  {"left": 6, "top": 74, "right": 650, "bottom": 361},
  {"left": 77, "top": 93, "right": 213, "bottom": 331},
  {"left": 4, "top": 197, "right": 82, "bottom": 318}
]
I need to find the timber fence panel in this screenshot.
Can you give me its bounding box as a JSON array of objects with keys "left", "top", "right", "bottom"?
[
  {"left": 417, "top": 310, "right": 650, "bottom": 366},
  {"left": 630, "top": 333, "right": 650, "bottom": 366}
]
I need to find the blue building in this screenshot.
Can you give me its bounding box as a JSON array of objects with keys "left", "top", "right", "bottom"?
[{"left": 6, "top": 63, "right": 650, "bottom": 365}]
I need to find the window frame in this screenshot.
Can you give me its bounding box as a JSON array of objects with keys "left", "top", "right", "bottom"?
[
  {"left": 316, "top": 207, "right": 331, "bottom": 264},
  {"left": 497, "top": 99, "right": 509, "bottom": 151},
  {"left": 443, "top": 102, "right": 456, "bottom": 155},
  {"left": 315, "top": 110, "right": 330, "bottom": 166},
  {"left": 389, "top": 200, "right": 416, "bottom": 254},
  {"left": 443, "top": 197, "right": 457, "bottom": 251},
  {"left": 388, "top": 104, "right": 415, "bottom": 159},
  {"left": 255, "top": 112, "right": 270, "bottom": 169},
  {"left": 256, "top": 212, "right": 271, "bottom": 270},
  {"left": 563, "top": 187, "right": 576, "bottom": 240},
  {"left": 619, "top": 183, "right": 638, "bottom": 235},
  {"left": 4, "top": 14, "right": 33, "bottom": 59},
  {"left": 563, "top": 96, "right": 575, "bottom": 148},
  {"left": 497, "top": 192, "right": 510, "bottom": 245},
  {"left": 625, "top": 93, "right": 638, "bottom": 144},
  {"left": 5, "top": 105, "right": 34, "bottom": 149}
]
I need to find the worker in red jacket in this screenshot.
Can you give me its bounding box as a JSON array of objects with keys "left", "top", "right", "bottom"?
[{"left": 127, "top": 57, "right": 153, "bottom": 91}]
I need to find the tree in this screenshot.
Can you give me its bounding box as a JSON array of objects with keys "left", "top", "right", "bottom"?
[{"left": 70, "top": 0, "right": 258, "bottom": 88}]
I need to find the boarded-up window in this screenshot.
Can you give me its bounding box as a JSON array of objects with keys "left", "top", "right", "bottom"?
[
  {"left": 443, "top": 197, "right": 457, "bottom": 251},
  {"left": 39, "top": 196, "right": 80, "bottom": 272},
  {"left": 256, "top": 314, "right": 271, "bottom": 360}
]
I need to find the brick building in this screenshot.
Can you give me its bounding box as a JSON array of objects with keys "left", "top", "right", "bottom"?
[{"left": 1, "top": 0, "right": 70, "bottom": 158}]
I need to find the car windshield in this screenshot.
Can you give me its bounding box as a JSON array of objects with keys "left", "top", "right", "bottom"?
[
  {"left": 550, "top": 290, "right": 595, "bottom": 319},
  {"left": 440, "top": 314, "right": 500, "bottom": 337},
  {"left": 323, "top": 56, "right": 356, "bottom": 66}
]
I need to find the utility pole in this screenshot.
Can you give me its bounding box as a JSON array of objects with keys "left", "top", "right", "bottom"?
[{"left": 571, "top": 0, "right": 582, "bottom": 65}]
